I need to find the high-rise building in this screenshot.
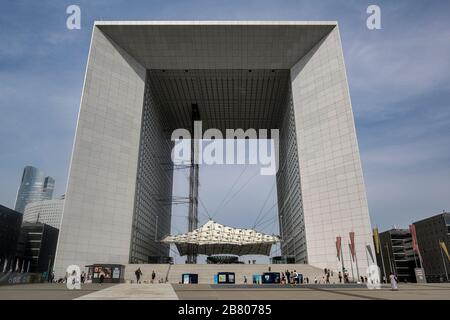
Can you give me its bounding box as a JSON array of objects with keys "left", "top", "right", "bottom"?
[
  {"left": 414, "top": 212, "right": 450, "bottom": 282},
  {"left": 14, "top": 166, "right": 54, "bottom": 213},
  {"left": 0, "top": 205, "right": 23, "bottom": 272},
  {"left": 23, "top": 198, "right": 64, "bottom": 229},
  {"left": 42, "top": 177, "right": 55, "bottom": 200},
  {"left": 375, "top": 228, "right": 420, "bottom": 283},
  {"left": 15, "top": 222, "right": 59, "bottom": 273},
  {"left": 55, "top": 21, "right": 374, "bottom": 276}
]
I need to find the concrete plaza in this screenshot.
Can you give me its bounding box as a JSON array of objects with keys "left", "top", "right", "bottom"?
[{"left": 1, "top": 283, "right": 450, "bottom": 300}]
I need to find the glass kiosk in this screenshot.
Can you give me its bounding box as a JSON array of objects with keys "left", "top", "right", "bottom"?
[{"left": 86, "top": 264, "right": 125, "bottom": 283}]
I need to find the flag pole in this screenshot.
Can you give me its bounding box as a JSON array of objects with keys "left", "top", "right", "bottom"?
[
  {"left": 355, "top": 249, "right": 360, "bottom": 282},
  {"left": 379, "top": 244, "right": 387, "bottom": 283},
  {"left": 439, "top": 240, "right": 449, "bottom": 282},
  {"left": 348, "top": 243, "right": 355, "bottom": 282},
  {"left": 365, "top": 242, "right": 370, "bottom": 265},
  {"left": 374, "top": 228, "right": 387, "bottom": 283},
  {"left": 385, "top": 243, "right": 394, "bottom": 276}
]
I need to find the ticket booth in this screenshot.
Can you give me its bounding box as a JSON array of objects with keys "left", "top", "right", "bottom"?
[{"left": 86, "top": 264, "right": 125, "bottom": 283}]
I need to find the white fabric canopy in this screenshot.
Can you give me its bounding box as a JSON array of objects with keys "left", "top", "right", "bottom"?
[{"left": 162, "top": 220, "right": 280, "bottom": 256}]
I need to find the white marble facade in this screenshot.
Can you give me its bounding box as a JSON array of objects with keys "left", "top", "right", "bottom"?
[{"left": 54, "top": 22, "right": 374, "bottom": 277}]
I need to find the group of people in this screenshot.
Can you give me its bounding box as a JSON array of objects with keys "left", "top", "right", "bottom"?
[
  {"left": 134, "top": 268, "right": 165, "bottom": 284},
  {"left": 337, "top": 271, "right": 350, "bottom": 283},
  {"left": 280, "top": 269, "right": 307, "bottom": 284},
  {"left": 132, "top": 267, "right": 399, "bottom": 290}
]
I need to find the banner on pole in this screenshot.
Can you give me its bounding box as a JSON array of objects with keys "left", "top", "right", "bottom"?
[
  {"left": 409, "top": 224, "right": 419, "bottom": 252},
  {"left": 348, "top": 243, "right": 354, "bottom": 262},
  {"left": 349, "top": 232, "right": 356, "bottom": 260},
  {"left": 373, "top": 228, "right": 380, "bottom": 254},
  {"left": 366, "top": 244, "right": 375, "bottom": 263},
  {"left": 336, "top": 236, "right": 342, "bottom": 261},
  {"left": 440, "top": 240, "right": 450, "bottom": 262}
]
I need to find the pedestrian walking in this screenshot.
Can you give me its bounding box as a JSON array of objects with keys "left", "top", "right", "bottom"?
[
  {"left": 99, "top": 270, "right": 105, "bottom": 284},
  {"left": 135, "top": 267, "right": 142, "bottom": 284},
  {"left": 48, "top": 271, "right": 55, "bottom": 283},
  {"left": 151, "top": 270, "right": 156, "bottom": 283},
  {"left": 293, "top": 270, "right": 298, "bottom": 284},
  {"left": 389, "top": 273, "right": 398, "bottom": 290}
]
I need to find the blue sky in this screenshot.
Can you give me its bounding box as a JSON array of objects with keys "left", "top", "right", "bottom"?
[{"left": 1, "top": 0, "right": 450, "bottom": 261}]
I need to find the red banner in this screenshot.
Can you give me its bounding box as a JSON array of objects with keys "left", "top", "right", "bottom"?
[
  {"left": 409, "top": 224, "right": 419, "bottom": 252},
  {"left": 336, "top": 236, "right": 342, "bottom": 260},
  {"left": 349, "top": 232, "right": 356, "bottom": 259}
]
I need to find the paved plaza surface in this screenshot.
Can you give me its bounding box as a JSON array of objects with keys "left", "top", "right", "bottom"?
[
  {"left": 173, "top": 283, "right": 450, "bottom": 300},
  {"left": 0, "top": 283, "right": 115, "bottom": 300},
  {"left": 76, "top": 283, "right": 178, "bottom": 300},
  {"left": 1, "top": 283, "right": 450, "bottom": 300}
]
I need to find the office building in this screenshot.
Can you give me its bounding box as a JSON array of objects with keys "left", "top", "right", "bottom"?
[
  {"left": 14, "top": 166, "right": 55, "bottom": 213},
  {"left": 0, "top": 205, "right": 22, "bottom": 272},
  {"left": 23, "top": 198, "right": 64, "bottom": 229},
  {"left": 375, "top": 228, "right": 420, "bottom": 283},
  {"left": 414, "top": 212, "right": 450, "bottom": 282},
  {"left": 16, "top": 222, "right": 59, "bottom": 273}
]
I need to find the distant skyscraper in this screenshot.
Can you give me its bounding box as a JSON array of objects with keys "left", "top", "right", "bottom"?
[
  {"left": 42, "top": 176, "right": 55, "bottom": 199},
  {"left": 14, "top": 166, "right": 55, "bottom": 213}
]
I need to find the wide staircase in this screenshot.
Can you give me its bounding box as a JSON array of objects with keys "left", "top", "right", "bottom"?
[{"left": 124, "top": 264, "right": 339, "bottom": 284}]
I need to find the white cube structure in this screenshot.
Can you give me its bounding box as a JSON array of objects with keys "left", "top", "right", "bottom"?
[{"left": 54, "top": 21, "right": 374, "bottom": 277}]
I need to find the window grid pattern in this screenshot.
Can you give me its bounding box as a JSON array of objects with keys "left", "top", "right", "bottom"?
[
  {"left": 131, "top": 72, "right": 173, "bottom": 263},
  {"left": 147, "top": 69, "right": 290, "bottom": 132},
  {"left": 276, "top": 86, "right": 306, "bottom": 263}
]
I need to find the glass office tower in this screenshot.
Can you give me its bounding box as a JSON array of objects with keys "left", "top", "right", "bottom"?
[{"left": 14, "top": 166, "right": 55, "bottom": 213}]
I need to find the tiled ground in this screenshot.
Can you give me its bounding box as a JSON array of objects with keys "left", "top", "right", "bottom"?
[{"left": 1, "top": 283, "right": 449, "bottom": 300}]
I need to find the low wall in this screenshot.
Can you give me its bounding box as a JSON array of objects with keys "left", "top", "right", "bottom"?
[
  {"left": 0, "top": 272, "right": 43, "bottom": 285},
  {"left": 123, "top": 264, "right": 337, "bottom": 284}
]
